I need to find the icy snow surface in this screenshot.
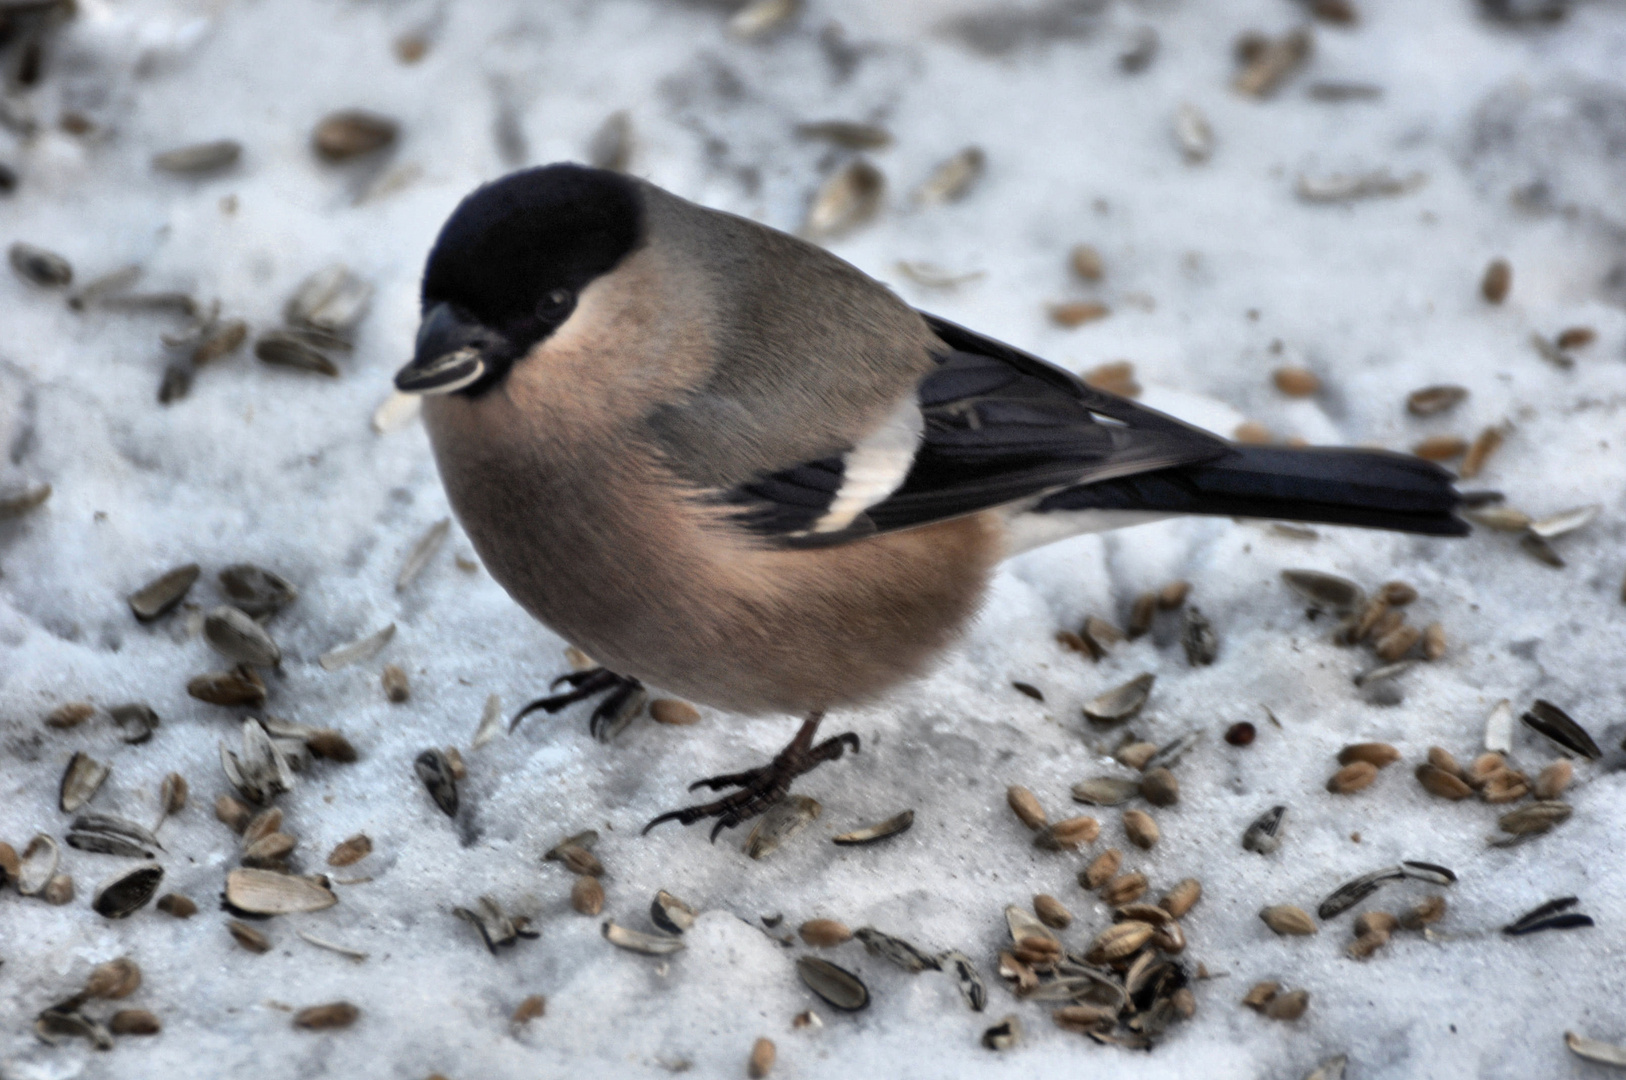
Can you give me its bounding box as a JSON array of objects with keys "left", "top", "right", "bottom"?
[{"left": 3, "top": 0, "right": 1626, "bottom": 1077}]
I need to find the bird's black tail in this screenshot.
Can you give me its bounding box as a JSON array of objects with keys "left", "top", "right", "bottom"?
[{"left": 1034, "top": 445, "right": 1469, "bottom": 537}]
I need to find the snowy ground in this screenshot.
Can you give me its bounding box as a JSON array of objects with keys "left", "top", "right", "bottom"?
[{"left": 3, "top": 0, "right": 1626, "bottom": 1077}]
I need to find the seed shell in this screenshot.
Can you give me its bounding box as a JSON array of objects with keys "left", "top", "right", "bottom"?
[
  {"left": 651, "top": 890, "right": 698, "bottom": 935},
  {"left": 728, "top": 0, "right": 800, "bottom": 39},
  {"left": 1522, "top": 700, "right": 1601, "bottom": 759},
  {"left": 1459, "top": 426, "right": 1503, "bottom": 480},
  {"left": 796, "top": 956, "right": 868, "bottom": 1011},
  {"left": 1086, "top": 921, "right": 1155, "bottom": 963},
  {"left": 294, "top": 1002, "right": 360, "bottom": 1030},
  {"left": 17, "top": 834, "right": 59, "bottom": 896},
  {"left": 803, "top": 160, "right": 883, "bottom": 239},
  {"left": 188, "top": 667, "right": 267, "bottom": 708},
  {"left": 832, "top": 809, "right": 914, "bottom": 845},
  {"left": 1083, "top": 673, "right": 1154, "bottom": 724},
  {"left": 1265, "top": 988, "right": 1311, "bottom": 1021},
  {"left": 1481, "top": 258, "right": 1511, "bottom": 303},
  {"left": 915, "top": 146, "right": 984, "bottom": 204},
  {"left": 9, "top": 242, "right": 72, "bottom": 287},
  {"left": 1101, "top": 871, "right": 1148, "bottom": 906},
  {"left": 204, "top": 605, "right": 281, "bottom": 667},
  {"left": 60, "top": 751, "right": 110, "bottom": 812},
  {"left": 128, "top": 563, "right": 200, "bottom": 621},
  {"left": 1566, "top": 1031, "right": 1626, "bottom": 1068},
  {"left": 795, "top": 120, "right": 892, "bottom": 150},
  {"left": 1281, "top": 569, "right": 1365, "bottom": 612},
  {"left": 109, "top": 1008, "right": 161, "bottom": 1035},
  {"left": 225, "top": 868, "right": 338, "bottom": 914},
  {"left": 0, "top": 479, "right": 51, "bottom": 517},
  {"left": 1318, "top": 865, "right": 1405, "bottom": 919},
  {"left": 254, "top": 332, "right": 338, "bottom": 376},
  {"left": 1243, "top": 806, "right": 1287, "bottom": 854},
  {"left": 153, "top": 139, "right": 241, "bottom": 174},
  {"left": 397, "top": 518, "right": 450, "bottom": 591},
  {"left": 1071, "top": 777, "right": 1139, "bottom": 806},
  {"left": 1174, "top": 102, "right": 1213, "bottom": 162},
  {"left": 229, "top": 919, "right": 272, "bottom": 953},
  {"left": 1498, "top": 800, "right": 1572, "bottom": 836},
  {"left": 745, "top": 795, "right": 821, "bottom": 859},
  {"left": 1160, "top": 878, "right": 1202, "bottom": 919},
  {"left": 415, "top": 749, "right": 460, "bottom": 817},
  {"left": 1005, "top": 903, "right": 1059, "bottom": 945},
  {"left": 1181, "top": 607, "right": 1218, "bottom": 665},
  {"left": 571, "top": 876, "right": 605, "bottom": 916},
  {"left": 1534, "top": 760, "right": 1573, "bottom": 800},
  {"left": 218, "top": 564, "right": 297, "bottom": 617},
  {"left": 649, "top": 699, "right": 700, "bottom": 725},
  {"left": 319, "top": 623, "right": 396, "bottom": 671},
  {"left": 45, "top": 702, "right": 94, "bottom": 729},
  {"left": 938, "top": 950, "right": 987, "bottom": 1012},
  {"left": 156, "top": 893, "right": 197, "bottom": 918},
  {"left": 855, "top": 927, "right": 941, "bottom": 973},
  {"left": 92, "top": 863, "right": 163, "bottom": 919}
]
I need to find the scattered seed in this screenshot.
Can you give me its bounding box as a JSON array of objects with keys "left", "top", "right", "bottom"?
[
  {"left": 799, "top": 919, "right": 852, "bottom": 947},
  {"left": 1034, "top": 816, "right": 1099, "bottom": 851},
  {"left": 831, "top": 809, "right": 914, "bottom": 845},
  {"left": 1084, "top": 361, "right": 1140, "bottom": 397},
  {"left": 1522, "top": 700, "right": 1600, "bottom": 759},
  {"left": 228, "top": 919, "right": 272, "bottom": 953},
  {"left": 512, "top": 995, "right": 546, "bottom": 1025},
  {"left": 224, "top": 867, "right": 337, "bottom": 914},
  {"left": 1415, "top": 763, "right": 1472, "bottom": 800},
  {"left": 1034, "top": 894, "right": 1072, "bottom": 929},
  {"left": 1048, "top": 300, "right": 1110, "bottom": 328},
  {"left": 1406, "top": 384, "right": 1469, "bottom": 417},
  {"left": 92, "top": 863, "right": 163, "bottom": 919},
  {"left": 215, "top": 794, "right": 252, "bottom": 834},
  {"left": 9, "top": 241, "right": 72, "bottom": 287},
  {"left": 855, "top": 927, "right": 940, "bottom": 973},
  {"left": 728, "top": 0, "right": 800, "bottom": 38},
  {"left": 220, "top": 719, "right": 296, "bottom": 804},
  {"left": 1566, "top": 1031, "right": 1626, "bottom": 1068},
  {"left": 1458, "top": 426, "right": 1504, "bottom": 480},
  {"left": 1116, "top": 742, "right": 1157, "bottom": 770},
  {"left": 1265, "top": 988, "right": 1311, "bottom": 1021},
  {"left": 1261, "top": 904, "right": 1317, "bottom": 936},
  {"left": 803, "top": 160, "right": 884, "bottom": 239},
  {"left": 415, "top": 749, "right": 459, "bottom": 817},
  {"left": 570, "top": 875, "right": 605, "bottom": 916},
  {"left": 1080, "top": 849, "right": 1123, "bottom": 890},
  {"left": 1139, "top": 768, "right": 1179, "bottom": 807},
  {"left": 1084, "top": 673, "right": 1154, "bottom": 724},
  {"left": 1234, "top": 27, "right": 1312, "bottom": 96},
  {"left": 1072, "top": 777, "right": 1138, "bottom": 807},
  {"left": 1529, "top": 503, "right": 1599, "bottom": 540},
  {"left": 217, "top": 564, "right": 296, "bottom": 617},
  {"left": 1327, "top": 761, "right": 1378, "bottom": 795},
  {"left": 204, "top": 605, "right": 281, "bottom": 667},
  {"left": 1481, "top": 258, "right": 1511, "bottom": 303},
  {"left": 1504, "top": 896, "right": 1592, "bottom": 935},
  {"left": 1273, "top": 367, "right": 1319, "bottom": 397},
  {"left": 1243, "top": 806, "right": 1287, "bottom": 854},
  {"left": 795, "top": 120, "right": 892, "bottom": 150},
  {"left": 1498, "top": 800, "right": 1572, "bottom": 837},
  {"left": 156, "top": 893, "right": 197, "bottom": 918},
  {"left": 128, "top": 563, "right": 200, "bottom": 622},
  {"left": 796, "top": 956, "right": 868, "bottom": 1011},
  {"left": 313, "top": 109, "right": 397, "bottom": 161},
  {"left": 107, "top": 1008, "right": 160, "bottom": 1036},
  {"left": 45, "top": 702, "right": 94, "bottom": 730},
  {"left": 1400, "top": 895, "right": 1447, "bottom": 930},
  {"left": 649, "top": 699, "right": 700, "bottom": 725},
  {"left": 153, "top": 139, "right": 241, "bottom": 174},
  {"left": 742, "top": 795, "right": 822, "bottom": 859},
  {"left": 1011, "top": 681, "right": 1044, "bottom": 701},
  {"left": 1070, "top": 244, "right": 1104, "bottom": 281},
  {"left": 895, "top": 261, "right": 985, "bottom": 289},
  {"left": 1181, "top": 607, "right": 1218, "bottom": 665},
  {"left": 41, "top": 874, "right": 73, "bottom": 904},
  {"left": 1281, "top": 568, "right": 1364, "bottom": 613},
  {"left": 1242, "top": 982, "right": 1280, "bottom": 1012},
  {"left": 932, "top": 949, "right": 985, "bottom": 1012},
  {"left": 1413, "top": 434, "right": 1467, "bottom": 462},
  {"left": 35, "top": 1004, "right": 113, "bottom": 1050},
  {"left": 0, "top": 479, "right": 51, "bottom": 518},
  {"left": 453, "top": 895, "right": 538, "bottom": 952},
  {"left": 1086, "top": 921, "right": 1156, "bottom": 964},
  {"left": 60, "top": 752, "right": 110, "bottom": 812},
  {"left": 305, "top": 729, "right": 357, "bottom": 763},
  {"left": 396, "top": 518, "right": 451, "bottom": 592},
  {"left": 319, "top": 623, "right": 396, "bottom": 671},
  {"left": 189, "top": 665, "right": 268, "bottom": 708},
  {"left": 253, "top": 331, "right": 338, "bottom": 375},
  {"left": 1102, "top": 871, "right": 1148, "bottom": 906},
  {"left": 1006, "top": 785, "right": 1047, "bottom": 830},
  {"left": 1318, "top": 865, "right": 1407, "bottom": 919},
  {"left": 915, "top": 146, "right": 984, "bottom": 204},
  {"left": 294, "top": 1002, "right": 359, "bottom": 1030},
  {"left": 546, "top": 834, "right": 604, "bottom": 876},
  {"left": 1354, "top": 911, "right": 1400, "bottom": 938},
  {"left": 16, "top": 834, "right": 59, "bottom": 896},
  {"left": 645, "top": 890, "right": 697, "bottom": 936},
  {"left": 745, "top": 1036, "right": 776, "bottom": 1079},
  {"left": 373, "top": 664, "right": 411, "bottom": 706},
  {"left": 242, "top": 807, "right": 283, "bottom": 846},
  {"left": 1173, "top": 103, "right": 1213, "bottom": 163},
  {"left": 1533, "top": 759, "right": 1573, "bottom": 800}
]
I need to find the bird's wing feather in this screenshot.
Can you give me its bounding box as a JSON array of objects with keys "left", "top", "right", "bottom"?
[{"left": 718, "top": 312, "right": 1229, "bottom": 547}]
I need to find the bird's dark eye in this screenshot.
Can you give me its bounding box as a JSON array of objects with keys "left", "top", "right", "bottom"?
[{"left": 536, "top": 288, "right": 573, "bottom": 318}]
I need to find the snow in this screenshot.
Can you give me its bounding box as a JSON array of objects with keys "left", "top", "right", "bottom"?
[{"left": 3, "top": 0, "right": 1626, "bottom": 1077}]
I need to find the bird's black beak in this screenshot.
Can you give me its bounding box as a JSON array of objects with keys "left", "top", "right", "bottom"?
[{"left": 395, "top": 303, "right": 505, "bottom": 395}]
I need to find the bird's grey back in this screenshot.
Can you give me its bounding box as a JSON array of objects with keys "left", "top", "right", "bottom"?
[{"left": 633, "top": 180, "right": 940, "bottom": 490}]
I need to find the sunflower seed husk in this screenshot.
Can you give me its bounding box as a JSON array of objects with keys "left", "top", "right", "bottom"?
[
  {"left": 1318, "top": 865, "right": 1405, "bottom": 919},
  {"left": 1566, "top": 1031, "right": 1626, "bottom": 1067},
  {"left": 1242, "top": 981, "right": 1280, "bottom": 1011},
  {"left": 228, "top": 919, "right": 272, "bottom": 953},
  {"left": 215, "top": 794, "right": 253, "bottom": 833},
  {"left": 68, "top": 814, "right": 161, "bottom": 858},
  {"left": 35, "top": 1004, "right": 113, "bottom": 1050},
  {"left": 1006, "top": 785, "right": 1046, "bottom": 829},
  {"left": 218, "top": 564, "right": 296, "bottom": 617},
  {"left": 204, "top": 605, "right": 281, "bottom": 667},
  {"left": 586, "top": 110, "right": 633, "bottom": 172},
  {"left": 1084, "top": 673, "right": 1154, "bottom": 724},
  {"left": 106, "top": 702, "right": 159, "bottom": 745},
  {"left": 1527, "top": 504, "right": 1599, "bottom": 540},
  {"left": 1508, "top": 912, "right": 1595, "bottom": 935},
  {"left": 1234, "top": 27, "right": 1312, "bottom": 97},
  {"left": 92, "top": 863, "right": 163, "bottom": 918},
  {"left": 242, "top": 807, "right": 283, "bottom": 846},
  {"left": 915, "top": 146, "right": 984, "bottom": 204},
  {"left": 855, "top": 927, "right": 941, "bottom": 973},
  {"left": 318, "top": 623, "right": 396, "bottom": 671},
  {"left": 1520, "top": 532, "right": 1564, "bottom": 567},
  {"left": 602, "top": 920, "right": 685, "bottom": 955},
  {"left": 1497, "top": 800, "right": 1572, "bottom": 837},
  {"left": 243, "top": 831, "right": 297, "bottom": 867},
  {"left": 45, "top": 702, "right": 94, "bottom": 729},
  {"left": 1464, "top": 505, "right": 1530, "bottom": 531},
  {"left": 745, "top": 795, "right": 821, "bottom": 859},
  {"left": 1481, "top": 698, "right": 1516, "bottom": 753},
  {"left": 1071, "top": 777, "right": 1139, "bottom": 806},
  {"left": 294, "top": 1002, "right": 360, "bottom": 1030},
  {"left": 795, "top": 120, "right": 892, "bottom": 150},
  {"left": 153, "top": 139, "right": 241, "bottom": 174},
  {"left": 728, "top": 0, "right": 800, "bottom": 39},
  {"left": 1265, "top": 988, "right": 1311, "bottom": 1021},
  {"left": 1399, "top": 861, "right": 1457, "bottom": 886},
  {"left": 647, "top": 890, "right": 697, "bottom": 935},
  {"left": 188, "top": 666, "right": 267, "bottom": 708},
  {"left": 1522, "top": 700, "right": 1601, "bottom": 759},
  {"left": 1181, "top": 607, "right": 1218, "bottom": 665},
  {"left": 1005, "top": 903, "right": 1059, "bottom": 945},
  {"left": 1243, "top": 805, "right": 1286, "bottom": 854},
  {"left": 1144, "top": 732, "right": 1201, "bottom": 773},
  {"left": 61, "top": 751, "right": 110, "bottom": 812},
  {"left": 128, "top": 563, "right": 200, "bottom": 621},
  {"left": 9, "top": 241, "right": 72, "bottom": 287},
  {"left": 936, "top": 950, "right": 986, "bottom": 1012},
  {"left": 1260, "top": 904, "right": 1317, "bottom": 936},
  {"left": 397, "top": 518, "right": 450, "bottom": 591},
  {"left": 831, "top": 809, "right": 914, "bottom": 845},
  {"left": 803, "top": 159, "right": 883, "bottom": 239},
  {"left": 1174, "top": 103, "right": 1213, "bottom": 163},
  {"left": 38, "top": 872, "right": 66, "bottom": 904},
  {"left": 372, "top": 390, "right": 422, "bottom": 433},
  {"left": 415, "top": 749, "right": 459, "bottom": 817},
  {"left": 225, "top": 867, "right": 337, "bottom": 914},
  {"left": 796, "top": 956, "right": 868, "bottom": 1011},
  {"left": 15, "top": 834, "right": 58, "bottom": 896},
  {"left": 452, "top": 895, "right": 536, "bottom": 952},
  {"left": 220, "top": 720, "right": 295, "bottom": 803},
  {"left": 313, "top": 110, "right": 397, "bottom": 161},
  {"left": 254, "top": 331, "right": 338, "bottom": 376}
]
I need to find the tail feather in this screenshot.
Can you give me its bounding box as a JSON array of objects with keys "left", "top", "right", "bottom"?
[{"left": 1034, "top": 445, "right": 1469, "bottom": 537}]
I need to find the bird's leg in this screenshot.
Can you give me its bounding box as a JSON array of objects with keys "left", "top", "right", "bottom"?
[
  {"left": 509, "top": 666, "right": 647, "bottom": 742},
  {"left": 642, "top": 710, "right": 860, "bottom": 841}
]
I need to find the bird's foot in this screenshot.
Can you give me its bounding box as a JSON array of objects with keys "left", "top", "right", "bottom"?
[
  {"left": 510, "top": 666, "right": 647, "bottom": 742},
  {"left": 642, "top": 711, "right": 859, "bottom": 841}
]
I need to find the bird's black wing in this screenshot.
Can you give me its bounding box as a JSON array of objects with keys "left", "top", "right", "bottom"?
[{"left": 720, "top": 312, "right": 1230, "bottom": 547}]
